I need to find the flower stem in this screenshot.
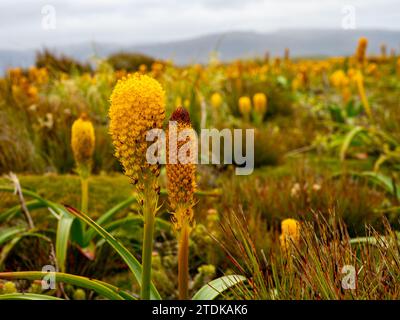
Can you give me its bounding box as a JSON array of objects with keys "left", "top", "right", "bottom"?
[
  {"left": 140, "top": 188, "right": 157, "bottom": 300},
  {"left": 178, "top": 221, "right": 190, "bottom": 300},
  {"left": 80, "top": 176, "right": 89, "bottom": 214}
]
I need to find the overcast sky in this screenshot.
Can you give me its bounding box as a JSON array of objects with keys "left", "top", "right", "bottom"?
[{"left": 1, "top": 0, "right": 399, "bottom": 50}]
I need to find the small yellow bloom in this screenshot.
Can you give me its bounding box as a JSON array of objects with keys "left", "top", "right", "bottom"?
[
  {"left": 210, "top": 92, "right": 223, "bottom": 109},
  {"left": 139, "top": 64, "right": 147, "bottom": 74},
  {"left": 253, "top": 93, "right": 267, "bottom": 115},
  {"left": 330, "top": 70, "right": 349, "bottom": 88},
  {"left": 71, "top": 114, "right": 95, "bottom": 168},
  {"left": 279, "top": 218, "right": 300, "bottom": 251},
  {"left": 238, "top": 96, "right": 251, "bottom": 116}
]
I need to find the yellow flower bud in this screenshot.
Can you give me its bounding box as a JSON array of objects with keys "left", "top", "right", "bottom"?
[
  {"left": 356, "top": 37, "right": 368, "bottom": 65},
  {"left": 71, "top": 114, "right": 95, "bottom": 168},
  {"left": 279, "top": 218, "right": 300, "bottom": 252}
]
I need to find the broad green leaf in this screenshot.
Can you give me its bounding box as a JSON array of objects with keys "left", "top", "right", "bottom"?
[
  {"left": 64, "top": 205, "right": 161, "bottom": 300},
  {"left": 56, "top": 210, "right": 74, "bottom": 273},
  {"left": 192, "top": 275, "right": 246, "bottom": 300},
  {"left": 0, "top": 293, "right": 62, "bottom": 300},
  {"left": 0, "top": 271, "right": 131, "bottom": 300}
]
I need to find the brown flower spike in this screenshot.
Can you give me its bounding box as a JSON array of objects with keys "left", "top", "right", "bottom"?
[
  {"left": 166, "top": 106, "right": 197, "bottom": 229},
  {"left": 166, "top": 106, "right": 197, "bottom": 300}
]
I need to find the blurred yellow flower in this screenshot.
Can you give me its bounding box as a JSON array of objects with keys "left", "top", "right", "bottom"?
[
  {"left": 279, "top": 218, "right": 300, "bottom": 252},
  {"left": 356, "top": 37, "right": 368, "bottom": 65},
  {"left": 71, "top": 113, "right": 95, "bottom": 168},
  {"left": 210, "top": 92, "right": 223, "bottom": 109},
  {"left": 139, "top": 64, "right": 147, "bottom": 74},
  {"left": 238, "top": 96, "right": 251, "bottom": 117},
  {"left": 253, "top": 93, "right": 267, "bottom": 115},
  {"left": 330, "top": 70, "right": 349, "bottom": 88}
]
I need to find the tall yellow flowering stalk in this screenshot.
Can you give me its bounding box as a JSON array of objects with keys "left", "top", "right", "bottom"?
[
  {"left": 109, "top": 73, "right": 165, "bottom": 299},
  {"left": 71, "top": 113, "right": 95, "bottom": 214},
  {"left": 166, "top": 106, "right": 196, "bottom": 300},
  {"left": 355, "top": 37, "right": 368, "bottom": 66}
]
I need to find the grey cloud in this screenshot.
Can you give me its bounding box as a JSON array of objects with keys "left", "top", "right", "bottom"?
[{"left": 0, "top": 0, "right": 399, "bottom": 49}]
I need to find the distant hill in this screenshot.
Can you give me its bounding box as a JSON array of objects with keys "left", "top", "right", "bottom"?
[{"left": 1, "top": 29, "right": 399, "bottom": 73}]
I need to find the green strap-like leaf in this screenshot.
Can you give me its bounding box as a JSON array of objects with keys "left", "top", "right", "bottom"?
[
  {"left": 192, "top": 275, "right": 247, "bottom": 300},
  {"left": 0, "top": 200, "right": 45, "bottom": 223},
  {"left": 55, "top": 207, "right": 74, "bottom": 273},
  {"left": 0, "top": 293, "right": 63, "bottom": 300},
  {"left": 0, "top": 232, "right": 52, "bottom": 267},
  {"left": 64, "top": 205, "right": 161, "bottom": 300},
  {"left": 102, "top": 216, "right": 172, "bottom": 235},
  {"left": 84, "top": 196, "right": 137, "bottom": 245},
  {"left": 340, "top": 126, "right": 365, "bottom": 161},
  {"left": 0, "top": 226, "right": 26, "bottom": 245},
  {"left": 0, "top": 271, "right": 131, "bottom": 300}
]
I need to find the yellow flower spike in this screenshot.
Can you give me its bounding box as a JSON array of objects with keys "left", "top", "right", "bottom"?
[
  {"left": 71, "top": 113, "right": 95, "bottom": 170},
  {"left": 253, "top": 93, "right": 267, "bottom": 115},
  {"left": 238, "top": 96, "right": 252, "bottom": 118},
  {"left": 71, "top": 113, "right": 95, "bottom": 215},
  {"left": 166, "top": 106, "right": 197, "bottom": 300},
  {"left": 355, "top": 37, "right": 368, "bottom": 65},
  {"left": 210, "top": 92, "right": 223, "bottom": 109},
  {"left": 109, "top": 73, "right": 165, "bottom": 192},
  {"left": 330, "top": 70, "right": 349, "bottom": 88},
  {"left": 109, "top": 73, "right": 165, "bottom": 300},
  {"left": 280, "top": 218, "right": 301, "bottom": 252}
]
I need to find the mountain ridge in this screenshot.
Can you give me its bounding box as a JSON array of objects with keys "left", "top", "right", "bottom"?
[{"left": 1, "top": 29, "right": 399, "bottom": 72}]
